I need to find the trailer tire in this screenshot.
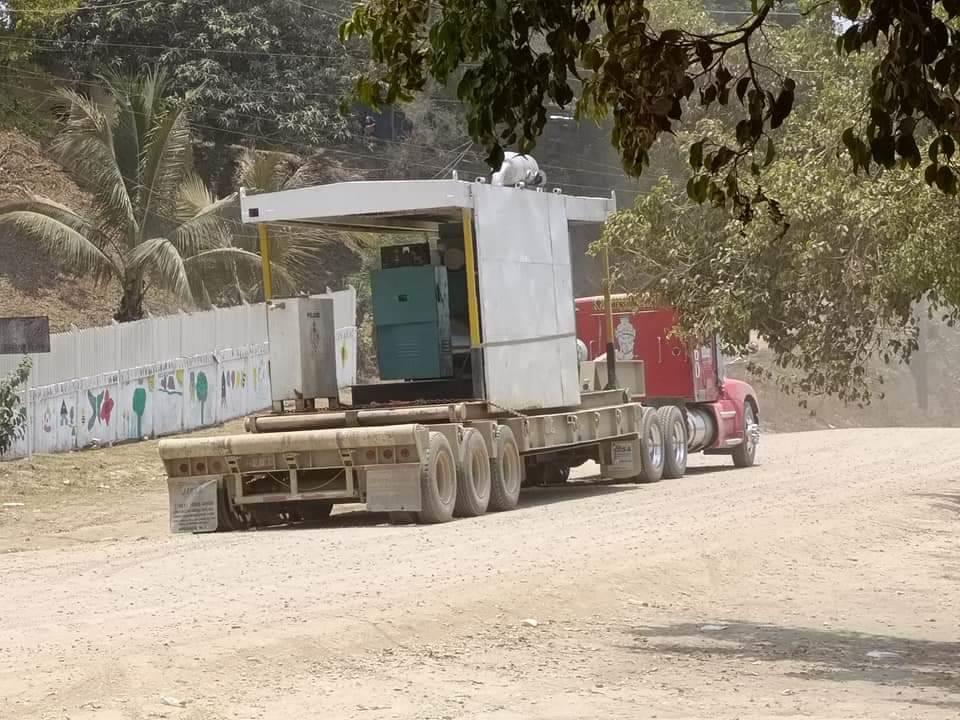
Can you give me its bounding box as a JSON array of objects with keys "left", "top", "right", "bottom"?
[
  {"left": 454, "top": 428, "right": 492, "bottom": 517},
  {"left": 417, "top": 432, "right": 457, "bottom": 524},
  {"left": 657, "top": 405, "right": 688, "bottom": 479},
  {"left": 524, "top": 461, "right": 570, "bottom": 487},
  {"left": 299, "top": 501, "right": 334, "bottom": 524},
  {"left": 638, "top": 409, "right": 665, "bottom": 483},
  {"left": 388, "top": 512, "right": 416, "bottom": 525},
  {"left": 216, "top": 477, "right": 244, "bottom": 532},
  {"left": 488, "top": 425, "right": 522, "bottom": 512}
]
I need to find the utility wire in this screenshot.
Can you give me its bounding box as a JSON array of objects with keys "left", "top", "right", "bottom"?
[
  {"left": 1, "top": 76, "right": 641, "bottom": 195},
  {"left": 4, "top": 0, "right": 151, "bottom": 14}
]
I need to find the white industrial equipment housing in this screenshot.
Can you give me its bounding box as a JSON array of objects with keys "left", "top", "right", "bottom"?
[
  {"left": 266, "top": 296, "right": 338, "bottom": 411},
  {"left": 239, "top": 179, "right": 616, "bottom": 411}
]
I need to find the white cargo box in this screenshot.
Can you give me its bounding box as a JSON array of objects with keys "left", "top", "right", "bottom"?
[
  {"left": 267, "top": 296, "right": 338, "bottom": 407},
  {"left": 242, "top": 179, "right": 616, "bottom": 411}
]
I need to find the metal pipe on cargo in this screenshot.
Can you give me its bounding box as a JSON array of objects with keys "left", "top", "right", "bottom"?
[
  {"left": 159, "top": 424, "right": 428, "bottom": 459},
  {"left": 244, "top": 404, "right": 468, "bottom": 433}
]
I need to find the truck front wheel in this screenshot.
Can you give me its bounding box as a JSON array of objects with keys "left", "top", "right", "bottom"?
[
  {"left": 732, "top": 402, "right": 759, "bottom": 468},
  {"left": 657, "top": 406, "right": 688, "bottom": 479}
]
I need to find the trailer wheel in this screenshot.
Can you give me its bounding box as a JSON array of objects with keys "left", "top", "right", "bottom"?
[
  {"left": 417, "top": 432, "right": 457, "bottom": 524},
  {"left": 525, "top": 462, "right": 570, "bottom": 487},
  {"left": 732, "top": 401, "right": 759, "bottom": 468},
  {"left": 638, "top": 409, "right": 665, "bottom": 483},
  {"left": 216, "top": 477, "right": 244, "bottom": 532},
  {"left": 299, "top": 501, "right": 334, "bottom": 524},
  {"left": 657, "top": 405, "right": 688, "bottom": 479},
  {"left": 488, "top": 425, "right": 522, "bottom": 512},
  {"left": 454, "top": 428, "right": 492, "bottom": 517}
]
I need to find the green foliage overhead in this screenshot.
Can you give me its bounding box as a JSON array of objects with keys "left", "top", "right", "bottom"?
[
  {"left": 600, "top": 21, "right": 960, "bottom": 404},
  {"left": 0, "top": 358, "right": 30, "bottom": 459},
  {"left": 343, "top": 0, "right": 960, "bottom": 206},
  {"left": 0, "top": 1, "right": 76, "bottom": 67}
]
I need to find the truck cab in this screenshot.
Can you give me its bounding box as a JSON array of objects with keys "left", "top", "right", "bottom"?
[{"left": 574, "top": 294, "right": 760, "bottom": 464}]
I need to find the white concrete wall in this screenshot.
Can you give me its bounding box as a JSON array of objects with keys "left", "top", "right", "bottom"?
[{"left": 1, "top": 290, "right": 356, "bottom": 460}]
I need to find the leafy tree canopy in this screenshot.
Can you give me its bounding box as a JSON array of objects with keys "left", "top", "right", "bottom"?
[
  {"left": 344, "top": 0, "right": 960, "bottom": 402},
  {"left": 343, "top": 0, "right": 960, "bottom": 202},
  {"left": 18, "top": 0, "right": 357, "bottom": 148}
]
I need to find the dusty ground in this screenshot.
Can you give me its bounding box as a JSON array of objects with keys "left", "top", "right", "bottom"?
[{"left": 1, "top": 427, "right": 959, "bottom": 719}]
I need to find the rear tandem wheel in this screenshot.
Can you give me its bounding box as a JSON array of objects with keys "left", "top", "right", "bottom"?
[{"left": 637, "top": 408, "right": 665, "bottom": 483}]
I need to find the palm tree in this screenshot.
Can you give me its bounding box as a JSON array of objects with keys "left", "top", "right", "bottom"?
[
  {"left": 219, "top": 148, "right": 368, "bottom": 302},
  {"left": 0, "top": 68, "right": 266, "bottom": 321}
]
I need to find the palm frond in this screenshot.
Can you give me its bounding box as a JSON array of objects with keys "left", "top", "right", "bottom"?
[
  {"left": 234, "top": 149, "right": 297, "bottom": 193},
  {"left": 0, "top": 209, "right": 118, "bottom": 284},
  {"left": 184, "top": 246, "right": 297, "bottom": 297},
  {"left": 170, "top": 177, "right": 238, "bottom": 256},
  {"left": 50, "top": 87, "right": 138, "bottom": 247},
  {"left": 177, "top": 174, "right": 219, "bottom": 216},
  {"left": 126, "top": 237, "right": 193, "bottom": 303},
  {"left": 140, "top": 99, "right": 193, "bottom": 235}
]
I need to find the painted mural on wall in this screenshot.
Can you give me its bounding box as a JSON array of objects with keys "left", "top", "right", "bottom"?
[
  {"left": 219, "top": 359, "right": 247, "bottom": 420},
  {"left": 247, "top": 353, "right": 271, "bottom": 411},
  {"left": 185, "top": 364, "right": 215, "bottom": 428},
  {"left": 154, "top": 367, "right": 185, "bottom": 437},
  {"left": 5, "top": 288, "right": 358, "bottom": 460},
  {"left": 335, "top": 326, "right": 357, "bottom": 389},
  {"left": 119, "top": 374, "right": 154, "bottom": 441},
  {"left": 85, "top": 388, "right": 115, "bottom": 432},
  {"left": 34, "top": 384, "right": 79, "bottom": 454},
  {"left": 73, "top": 375, "right": 120, "bottom": 451}
]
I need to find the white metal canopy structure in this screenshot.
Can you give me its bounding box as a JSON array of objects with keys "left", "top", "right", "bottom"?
[{"left": 241, "top": 179, "right": 616, "bottom": 410}]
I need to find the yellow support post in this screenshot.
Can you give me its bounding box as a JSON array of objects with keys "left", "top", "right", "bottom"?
[
  {"left": 461, "top": 208, "right": 481, "bottom": 348},
  {"left": 258, "top": 224, "right": 274, "bottom": 301},
  {"left": 602, "top": 243, "right": 617, "bottom": 389},
  {"left": 603, "top": 244, "right": 614, "bottom": 341}
]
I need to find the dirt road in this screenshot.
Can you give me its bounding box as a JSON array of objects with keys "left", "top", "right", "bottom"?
[{"left": 1, "top": 428, "right": 959, "bottom": 719}]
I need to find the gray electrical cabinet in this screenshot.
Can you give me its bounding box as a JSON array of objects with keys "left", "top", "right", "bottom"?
[{"left": 371, "top": 265, "right": 452, "bottom": 380}]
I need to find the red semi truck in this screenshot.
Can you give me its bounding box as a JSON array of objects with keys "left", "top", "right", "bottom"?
[{"left": 571, "top": 294, "right": 760, "bottom": 478}]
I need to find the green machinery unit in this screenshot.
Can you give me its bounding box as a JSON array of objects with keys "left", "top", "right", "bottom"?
[{"left": 371, "top": 253, "right": 453, "bottom": 381}]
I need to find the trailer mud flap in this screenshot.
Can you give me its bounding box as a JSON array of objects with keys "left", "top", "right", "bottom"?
[
  {"left": 365, "top": 465, "right": 422, "bottom": 512},
  {"left": 168, "top": 476, "right": 220, "bottom": 533},
  {"left": 601, "top": 438, "right": 643, "bottom": 480}
]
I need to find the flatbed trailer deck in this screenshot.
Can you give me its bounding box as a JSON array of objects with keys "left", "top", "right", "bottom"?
[{"left": 160, "top": 388, "right": 665, "bottom": 531}]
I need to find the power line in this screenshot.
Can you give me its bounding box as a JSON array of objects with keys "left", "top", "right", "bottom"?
[
  {"left": 0, "top": 34, "right": 363, "bottom": 62},
  {"left": 4, "top": 0, "right": 151, "bottom": 14},
  {"left": 7, "top": 63, "right": 636, "bottom": 183},
  {"left": 1, "top": 76, "right": 640, "bottom": 194},
  {"left": 286, "top": 0, "right": 350, "bottom": 22}
]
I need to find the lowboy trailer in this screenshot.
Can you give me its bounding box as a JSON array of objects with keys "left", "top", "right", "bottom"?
[{"left": 158, "top": 171, "right": 760, "bottom": 533}]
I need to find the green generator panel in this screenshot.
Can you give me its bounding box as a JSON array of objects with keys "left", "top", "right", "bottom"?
[{"left": 371, "top": 265, "right": 453, "bottom": 380}]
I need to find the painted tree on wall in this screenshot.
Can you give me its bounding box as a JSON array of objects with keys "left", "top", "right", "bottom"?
[{"left": 195, "top": 371, "right": 209, "bottom": 424}]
